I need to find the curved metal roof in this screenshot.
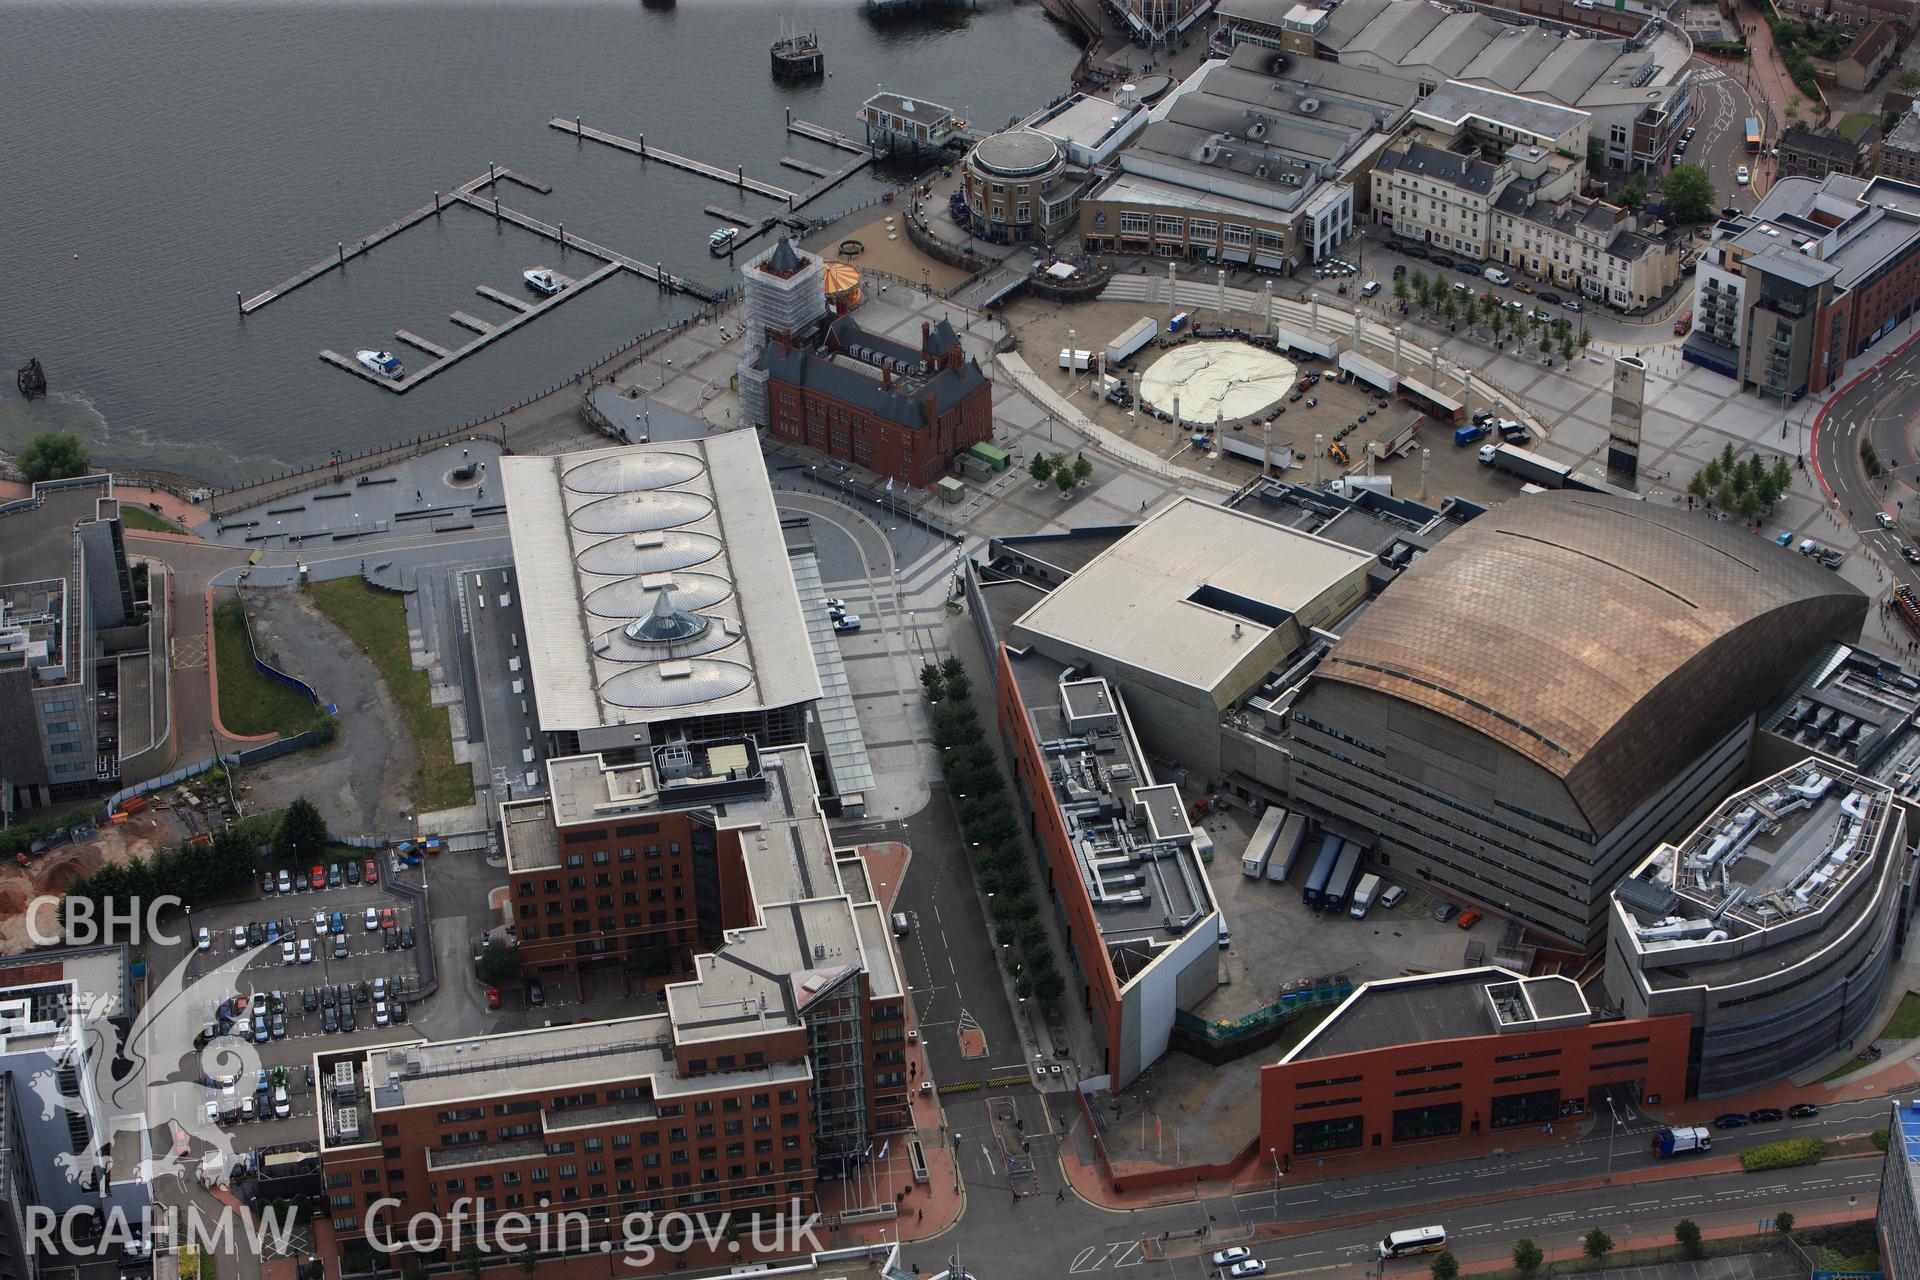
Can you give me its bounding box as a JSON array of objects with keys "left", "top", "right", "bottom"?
[
  {"left": 1313, "top": 492, "right": 1865, "bottom": 831},
  {"left": 563, "top": 450, "right": 706, "bottom": 493},
  {"left": 576, "top": 530, "right": 723, "bottom": 576},
  {"left": 571, "top": 490, "right": 714, "bottom": 534},
  {"left": 601, "top": 659, "right": 755, "bottom": 709},
  {"left": 585, "top": 572, "right": 734, "bottom": 618}
]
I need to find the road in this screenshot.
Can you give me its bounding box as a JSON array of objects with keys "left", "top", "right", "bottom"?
[
  {"left": 905, "top": 1092, "right": 1893, "bottom": 1277},
  {"left": 1810, "top": 325, "right": 1920, "bottom": 584}
]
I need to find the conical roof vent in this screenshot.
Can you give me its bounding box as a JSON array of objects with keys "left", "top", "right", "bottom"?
[{"left": 622, "top": 584, "right": 713, "bottom": 644}]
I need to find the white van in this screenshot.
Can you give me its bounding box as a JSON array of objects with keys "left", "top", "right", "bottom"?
[
  {"left": 1380, "top": 884, "right": 1407, "bottom": 910},
  {"left": 1483, "top": 266, "right": 1511, "bottom": 286}
]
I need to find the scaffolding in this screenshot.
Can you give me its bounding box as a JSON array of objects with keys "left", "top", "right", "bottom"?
[{"left": 736, "top": 238, "right": 828, "bottom": 429}]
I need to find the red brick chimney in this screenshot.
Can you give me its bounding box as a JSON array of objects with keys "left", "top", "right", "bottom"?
[
  {"left": 947, "top": 342, "right": 963, "bottom": 372},
  {"left": 921, "top": 321, "right": 931, "bottom": 347},
  {"left": 882, "top": 364, "right": 893, "bottom": 391}
]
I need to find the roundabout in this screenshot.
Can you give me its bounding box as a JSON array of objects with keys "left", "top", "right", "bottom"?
[{"left": 1138, "top": 340, "right": 1298, "bottom": 421}]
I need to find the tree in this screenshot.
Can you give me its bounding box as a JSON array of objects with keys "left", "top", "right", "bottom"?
[
  {"left": 1394, "top": 277, "right": 1411, "bottom": 309},
  {"left": 1055, "top": 468, "right": 1076, "bottom": 494},
  {"left": 1664, "top": 164, "right": 1717, "bottom": 223},
  {"left": 1715, "top": 478, "right": 1736, "bottom": 511},
  {"left": 944, "top": 671, "right": 972, "bottom": 701},
  {"left": 1539, "top": 330, "right": 1553, "bottom": 360},
  {"left": 1430, "top": 1250, "right": 1460, "bottom": 1280},
  {"left": 1785, "top": 95, "right": 1801, "bottom": 122},
  {"left": 1560, "top": 332, "right": 1576, "bottom": 363},
  {"left": 460, "top": 1244, "right": 484, "bottom": 1280},
  {"left": 1897, "top": 68, "right": 1920, "bottom": 94},
  {"left": 1577, "top": 324, "right": 1592, "bottom": 351},
  {"left": 1489, "top": 310, "right": 1506, "bottom": 342},
  {"left": 1461, "top": 294, "right": 1481, "bottom": 330},
  {"left": 1618, "top": 178, "right": 1645, "bottom": 213},
  {"left": 1675, "top": 1219, "right": 1704, "bottom": 1260},
  {"left": 1512, "top": 1239, "right": 1544, "bottom": 1275},
  {"left": 919, "top": 662, "right": 944, "bottom": 701},
  {"left": 1774, "top": 1211, "right": 1795, "bottom": 1235},
  {"left": 940, "top": 655, "right": 965, "bottom": 681},
  {"left": 1032, "top": 967, "right": 1066, "bottom": 1002},
  {"left": 274, "top": 798, "right": 328, "bottom": 864},
  {"left": 1441, "top": 295, "right": 1458, "bottom": 325},
  {"left": 1688, "top": 472, "right": 1709, "bottom": 502},
  {"left": 515, "top": 1247, "right": 538, "bottom": 1275},
  {"left": 1770, "top": 456, "right": 1794, "bottom": 498},
  {"left": 1029, "top": 453, "right": 1055, "bottom": 483},
  {"left": 1415, "top": 277, "right": 1434, "bottom": 315},
  {"left": 1072, "top": 455, "right": 1093, "bottom": 485},
  {"left": 476, "top": 943, "right": 523, "bottom": 986},
  {"left": 18, "top": 433, "right": 90, "bottom": 483},
  {"left": 1583, "top": 1228, "right": 1614, "bottom": 1261}
]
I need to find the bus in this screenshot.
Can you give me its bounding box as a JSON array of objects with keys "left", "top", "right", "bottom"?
[
  {"left": 1380, "top": 1227, "right": 1448, "bottom": 1260},
  {"left": 1745, "top": 117, "right": 1763, "bottom": 153}
]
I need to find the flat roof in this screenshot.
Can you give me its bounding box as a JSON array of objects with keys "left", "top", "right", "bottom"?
[
  {"left": 500, "top": 435, "right": 821, "bottom": 736},
  {"left": 1414, "top": 78, "right": 1588, "bottom": 142},
  {"left": 1290, "top": 966, "right": 1528, "bottom": 1060},
  {"left": 1009, "top": 496, "right": 1376, "bottom": 696},
  {"left": 1003, "top": 650, "right": 1216, "bottom": 963}
]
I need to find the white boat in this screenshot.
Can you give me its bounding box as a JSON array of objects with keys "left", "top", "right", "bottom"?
[
  {"left": 523, "top": 267, "right": 562, "bottom": 296},
  {"left": 709, "top": 227, "right": 739, "bottom": 255},
  {"left": 355, "top": 350, "right": 404, "bottom": 380}
]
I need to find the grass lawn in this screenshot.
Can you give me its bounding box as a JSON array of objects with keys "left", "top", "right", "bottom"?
[
  {"left": 1837, "top": 112, "right": 1880, "bottom": 143},
  {"left": 1816, "top": 990, "right": 1920, "bottom": 1080},
  {"left": 212, "top": 598, "right": 324, "bottom": 737},
  {"left": 118, "top": 503, "right": 182, "bottom": 534},
  {"left": 305, "top": 578, "right": 472, "bottom": 813}
]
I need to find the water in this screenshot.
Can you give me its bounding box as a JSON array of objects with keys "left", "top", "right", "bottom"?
[{"left": 0, "top": 0, "right": 1079, "bottom": 485}]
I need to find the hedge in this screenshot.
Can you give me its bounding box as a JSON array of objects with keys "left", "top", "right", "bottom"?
[{"left": 1740, "top": 1137, "right": 1826, "bottom": 1171}]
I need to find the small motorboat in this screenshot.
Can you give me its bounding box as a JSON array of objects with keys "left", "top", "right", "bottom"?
[
  {"left": 355, "top": 350, "right": 404, "bottom": 380},
  {"left": 523, "top": 267, "right": 562, "bottom": 296},
  {"left": 709, "top": 227, "right": 739, "bottom": 255}
]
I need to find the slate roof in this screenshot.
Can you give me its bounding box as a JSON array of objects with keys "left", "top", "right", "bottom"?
[
  {"left": 759, "top": 326, "right": 988, "bottom": 431},
  {"left": 1376, "top": 139, "right": 1500, "bottom": 194}
]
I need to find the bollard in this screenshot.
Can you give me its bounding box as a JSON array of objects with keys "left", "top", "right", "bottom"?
[
  {"left": 237, "top": 291, "right": 244, "bottom": 312},
  {"left": 638, "top": 133, "right": 645, "bottom": 156},
  {"left": 576, "top": 115, "right": 582, "bottom": 137},
  {"left": 338, "top": 242, "right": 345, "bottom": 266},
  {"left": 433, "top": 190, "right": 440, "bottom": 214},
  {"left": 738, "top": 164, "right": 745, "bottom": 190},
  {"left": 559, "top": 223, "right": 565, "bottom": 249},
  {"left": 489, "top": 162, "right": 496, "bottom": 185},
  {"left": 495, "top": 195, "right": 501, "bottom": 219}
]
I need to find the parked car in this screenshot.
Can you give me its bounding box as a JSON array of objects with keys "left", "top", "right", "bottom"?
[
  {"left": 276, "top": 869, "right": 292, "bottom": 894},
  {"left": 374, "top": 1002, "right": 390, "bottom": 1028},
  {"left": 302, "top": 988, "right": 318, "bottom": 1013},
  {"left": 372, "top": 978, "right": 388, "bottom": 1002},
  {"left": 273, "top": 1086, "right": 290, "bottom": 1120},
  {"left": 327, "top": 864, "right": 343, "bottom": 888},
  {"left": 261, "top": 872, "right": 276, "bottom": 896},
  {"left": 1211, "top": 1249, "right": 1252, "bottom": 1267},
  {"left": 321, "top": 985, "right": 336, "bottom": 1009},
  {"left": 196, "top": 927, "right": 212, "bottom": 953},
  {"left": 833, "top": 615, "right": 862, "bottom": 634},
  {"left": 1714, "top": 1112, "right": 1750, "bottom": 1129},
  {"left": 1561, "top": 299, "right": 1583, "bottom": 312},
  {"left": 486, "top": 987, "right": 503, "bottom": 1010},
  {"left": 383, "top": 928, "right": 399, "bottom": 952},
  {"left": 1431, "top": 903, "right": 1458, "bottom": 923},
  {"left": 364, "top": 907, "right": 379, "bottom": 933},
  {"left": 1456, "top": 910, "right": 1482, "bottom": 929},
  {"left": 345, "top": 860, "right": 361, "bottom": 885},
  {"left": 269, "top": 1011, "right": 286, "bottom": 1039},
  {"left": 232, "top": 926, "right": 248, "bottom": 950},
  {"left": 297, "top": 939, "right": 313, "bottom": 965},
  {"left": 364, "top": 860, "right": 379, "bottom": 884},
  {"left": 528, "top": 980, "right": 546, "bottom": 1007},
  {"left": 323, "top": 1006, "right": 339, "bottom": 1034},
  {"left": 309, "top": 866, "right": 326, "bottom": 890},
  {"left": 1736, "top": 165, "right": 1750, "bottom": 185},
  {"left": 333, "top": 937, "right": 349, "bottom": 959},
  {"left": 380, "top": 907, "right": 396, "bottom": 930},
  {"left": 1229, "top": 1263, "right": 1267, "bottom": 1279},
  {"left": 1748, "top": 1108, "right": 1784, "bottom": 1123},
  {"left": 330, "top": 910, "right": 345, "bottom": 934},
  {"left": 391, "top": 998, "right": 407, "bottom": 1023},
  {"left": 399, "top": 925, "right": 416, "bottom": 950},
  {"left": 340, "top": 1003, "right": 356, "bottom": 1032},
  {"left": 279, "top": 940, "right": 297, "bottom": 965}
]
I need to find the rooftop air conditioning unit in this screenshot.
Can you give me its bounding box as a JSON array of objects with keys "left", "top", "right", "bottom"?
[{"left": 1300, "top": 97, "right": 1322, "bottom": 114}]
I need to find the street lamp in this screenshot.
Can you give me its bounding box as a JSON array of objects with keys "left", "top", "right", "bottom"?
[{"left": 1269, "top": 1146, "right": 1283, "bottom": 1218}]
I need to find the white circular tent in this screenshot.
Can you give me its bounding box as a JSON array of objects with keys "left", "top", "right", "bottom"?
[{"left": 1139, "top": 340, "right": 1298, "bottom": 422}]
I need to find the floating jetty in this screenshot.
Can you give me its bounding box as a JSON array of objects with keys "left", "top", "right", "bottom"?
[
  {"left": 780, "top": 156, "right": 830, "bottom": 177},
  {"left": 474, "top": 284, "right": 532, "bottom": 314},
  {"left": 394, "top": 330, "right": 450, "bottom": 359},
  {"left": 319, "top": 260, "right": 625, "bottom": 394},
  {"left": 550, "top": 117, "right": 796, "bottom": 202},
  {"left": 786, "top": 118, "right": 871, "bottom": 154},
  {"left": 705, "top": 206, "right": 757, "bottom": 226},
  {"left": 239, "top": 167, "right": 551, "bottom": 315}
]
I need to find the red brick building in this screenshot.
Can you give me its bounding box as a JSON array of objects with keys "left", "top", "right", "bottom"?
[
  {"left": 1261, "top": 969, "right": 1690, "bottom": 1159},
  {"left": 321, "top": 738, "right": 911, "bottom": 1263},
  {"left": 758, "top": 316, "right": 993, "bottom": 488}
]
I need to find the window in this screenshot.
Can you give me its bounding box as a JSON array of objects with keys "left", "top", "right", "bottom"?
[
  {"left": 1491, "top": 1088, "right": 1561, "bottom": 1129},
  {"left": 1119, "top": 211, "right": 1151, "bottom": 236},
  {"left": 1154, "top": 215, "right": 1185, "bottom": 239},
  {"left": 1223, "top": 224, "right": 1253, "bottom": 247},
  {"left": 1188, "top": 218, "right": 1219, "bottom": 243},
  {"left": 1292, "top": 1115, "right": 1363, "bottom": 1155},
  {"left": 1392, "top": 1103, "right": 1462, "bottom": 1142}
]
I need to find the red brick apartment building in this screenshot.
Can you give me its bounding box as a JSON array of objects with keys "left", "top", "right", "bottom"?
[
  {"left": 1260, "top": 969, "right": 1689, "bottom": 1158},
  {"left": 758, "top": 316, "right": 993, "bottom": 488},
  {"left": 318, "top": 738, "right": 908, "bottom": 1259}
]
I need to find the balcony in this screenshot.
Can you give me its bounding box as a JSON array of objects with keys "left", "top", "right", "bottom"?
[
  {"left": 542, "top": 1100, "right": 659, "bottom": 1133},
  {"left": 426, "top": 1139, "right": 547, "bottom": 1172}
]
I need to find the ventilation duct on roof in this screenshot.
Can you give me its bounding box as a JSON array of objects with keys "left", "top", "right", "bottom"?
[{"left": 1300, "top": 97, "right": 1321, "bottom": 114}]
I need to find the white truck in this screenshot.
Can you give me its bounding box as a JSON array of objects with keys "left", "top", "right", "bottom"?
[
  {"left": 1349, "top": 873, "right": 1383, "bottom": 919},
  {"left": 1242, "top": 806, "right": 1288, "bottom": 877},
  {"left": 1106, "top": 317, "right": 1158, "bottom": 365},
  {"left": 1058, "top": 348, "right": 1094, "bottom": 371},
  {"left": 1652, "top": 1126, "right": 1712, "bottom": 1158}
]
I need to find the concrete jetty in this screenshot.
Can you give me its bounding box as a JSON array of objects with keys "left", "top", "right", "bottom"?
[
  {"left": 787, "top": 119, "right": 870, "bottom": 154},
  {"left": 549, "top": 117, "right": 795, "bottom": 201},
  {"left": 240, "top": 166, "right": 547, "bottom": 314},
  {"left": 475, "top": 284, "right": 532, "bottom": 313}
]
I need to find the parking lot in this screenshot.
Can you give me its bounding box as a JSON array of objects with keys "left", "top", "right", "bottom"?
[
  {"left": 1197, "top": 805, "right": 1503, "bottom": 1024},
  {"left": 159, "top": 853, "right": 435, "bottom": 1145}
]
